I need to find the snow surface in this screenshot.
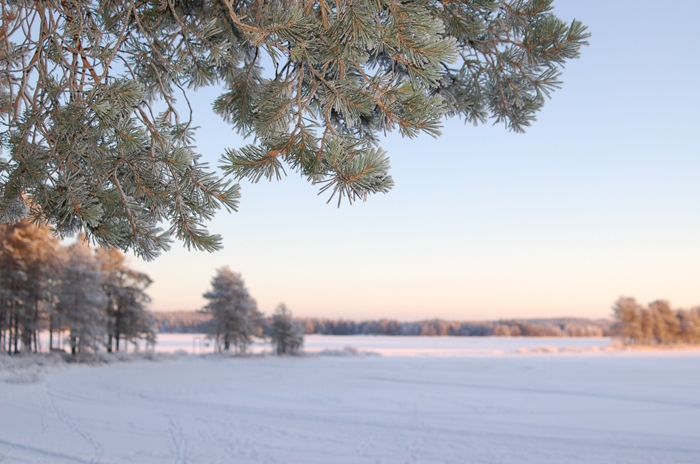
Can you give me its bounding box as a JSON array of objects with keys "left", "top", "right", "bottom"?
[{"left": 2, "top": 337, "right": 700, "bottom": 463}]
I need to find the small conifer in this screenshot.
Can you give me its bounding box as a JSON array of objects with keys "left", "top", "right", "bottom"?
[
  {"left": 202, "top": 267, "right": 262, "bottom": 353},
  {"left": 269, "top": 303, "right": 304, "bottom": 355}
]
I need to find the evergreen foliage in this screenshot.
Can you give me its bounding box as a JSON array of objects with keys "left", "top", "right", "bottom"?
[
  {"left": 611, "top": 296, "right": 700, "bottom": 346},
  {"left": 202, "top": 267, "right": 262, "bottom": 353},
  {"left": 268, "top": 303, "right": 304, "bottom": 355},
  {"left": 1, "top": 0, "right": 589, "bottom": 258}
]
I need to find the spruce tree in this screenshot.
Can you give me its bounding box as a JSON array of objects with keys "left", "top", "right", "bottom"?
[
  {"left": 202, "top": 267, "right": 262, "bottom": 353},
  {"left": 0, "top": 0, "right": 589, "bottom": 259}
]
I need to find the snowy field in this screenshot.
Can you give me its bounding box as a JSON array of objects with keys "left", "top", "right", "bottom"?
[{"left": 2, "top": 337, "right": 700, "bottom": 464}]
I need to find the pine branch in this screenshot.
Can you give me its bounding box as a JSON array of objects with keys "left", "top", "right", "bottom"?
[{"left": 1, "top": 0, "right": 589, "bottom": 258}]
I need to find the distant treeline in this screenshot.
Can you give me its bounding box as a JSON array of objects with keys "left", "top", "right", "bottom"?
[
  {"left": 297, "top": 318, "right": 610, "bottom": 337},
  {"left": 154, "top": 312, "right": 610, "bottom": 337},
  {"left": 152, "top": 311, "right": 213, "bottom": 333},
  {"left": 612, "top": 297, "right": 700, "bottom": 345}
]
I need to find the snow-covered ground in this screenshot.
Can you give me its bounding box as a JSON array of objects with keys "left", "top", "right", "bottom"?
[{"left": 2, "top": 337, "right": 700, "bottom": 463}]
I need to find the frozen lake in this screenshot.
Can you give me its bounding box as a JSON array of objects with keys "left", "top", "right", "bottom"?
[
  {"left": 2, "top": 337, "right": 699, "bottom": 463},
  {"left": 152, "top": 333, "right": 614, "bottom": 356}
]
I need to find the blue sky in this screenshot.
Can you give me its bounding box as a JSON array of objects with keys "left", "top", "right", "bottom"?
[{"left": 129, "top": 0, "right": 700, "bottom": 320}]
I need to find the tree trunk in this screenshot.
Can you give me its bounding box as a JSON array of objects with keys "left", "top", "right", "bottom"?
[
  {"left": 115, "top": 311, "right": 122, "bottom": 352},
  {"left": 49, "top": 314, "right": 53, "bottom": 351},
  {"left": 21, "top": 319, "right": 32, "bottom": 353},
  {"left": 0, "top": 299, "right": 4, "bottom": 354},
  {"left": 21, "top": 329, "right": 31, "bottom": 352},
  {"left": 6, "top": 311, "right": 10, "bottom": 353},
  {"left": 33, "top": 300, "right": 40, "bottom": 353},
  {"left": 13, "top": 312, "right": 19, "bottom": 354}
]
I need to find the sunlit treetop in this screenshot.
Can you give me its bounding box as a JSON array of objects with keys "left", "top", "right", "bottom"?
[{"left": 0, "top": 0, "right": 589, "bottom": 259}]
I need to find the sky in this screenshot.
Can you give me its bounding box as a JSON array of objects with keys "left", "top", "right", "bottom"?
[{"left": 126, "top": 0, "right": 700, "bottom": 320}]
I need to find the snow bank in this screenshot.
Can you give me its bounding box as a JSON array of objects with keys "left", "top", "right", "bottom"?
[
  {"left": 0, "top": 352, "right": 67, "bottom": 385},
  {"left": 0, "top": 350, "right": 191, "bottom": 386}
]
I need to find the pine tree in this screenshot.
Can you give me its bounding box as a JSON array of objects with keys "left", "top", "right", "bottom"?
[
  {"left": 96, "top": 247, "right": 154, "bottom": 352},
  {"left": 269, "top": 303, "right": 304, "bottom": 355},
  {"left": 202, "top": 267, "right": 262, "bottom": 353},
  {"left": 55, "top": 243, "right": 108, "bottom": 355},
  {"left": 0, "top": 219, "right": 62, "bottom": 353},
  {"left": 0, "top": 0, "right": 589, "bottom": 258}
]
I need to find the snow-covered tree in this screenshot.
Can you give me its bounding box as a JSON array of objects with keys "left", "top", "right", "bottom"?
[
  {"left": 0, "top": 220, "right": 62, "bottom": 353},
  {"left": 677, "top": 308, "right": 700, "bottom": 344},
  {"left": 202, "top": 267, "right": 262, "bottom": 354},
  {"left": 612, "top": 297, "right": 700, "bottom": 346},
  {"left": 269, "top": 303, "right": 304, "bottom": 356},
  {"left": 55, "top": 243, "right": 108, "bottom": 355},
  {"left": 96, "top": 247, "right": 154, "bottom": 352},
  {"left": 1, "top": 223, "right": 155, "bottom": 355},
  {"left": 649, "top": 300, "right": 680, "bottom": 344},
  {"left": 639, "top": 307, "right": 655, "bottom": 345},
  {"left": 611, "top": 296, "right": 642, "bottom": 344}
]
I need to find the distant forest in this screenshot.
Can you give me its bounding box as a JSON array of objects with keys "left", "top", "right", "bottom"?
[
  {"left": 612, "top": 297, "right": 700, "bottom": 345},
  {"left": 153, "top": 312, "right": 611, "bottom": 337}
]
